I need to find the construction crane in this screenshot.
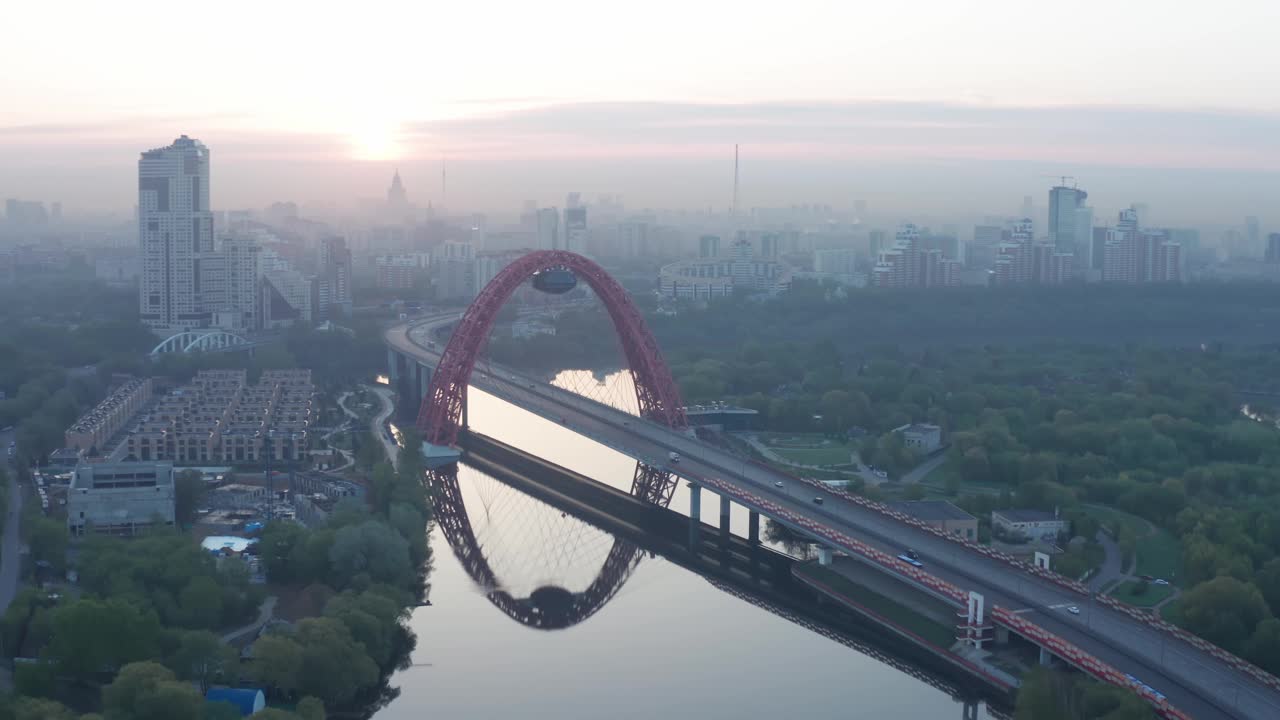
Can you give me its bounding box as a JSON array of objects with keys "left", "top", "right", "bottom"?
[{"left": 1041, "top": 174, "right": 1077, "bottom": 188}]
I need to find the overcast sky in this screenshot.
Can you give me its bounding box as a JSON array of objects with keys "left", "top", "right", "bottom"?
[{"left": 2, "top": 0, "right": 1278, "bottom": 220}]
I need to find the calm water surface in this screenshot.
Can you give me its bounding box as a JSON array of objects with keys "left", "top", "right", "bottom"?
[{"left": 375, "top": 375, "right": 995, "bottom": 719}]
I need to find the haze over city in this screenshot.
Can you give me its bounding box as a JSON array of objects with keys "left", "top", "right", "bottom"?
[
  {"left": 7, "top": 4, "right": 1280, "bottom": 720},
  {"left": 3, "top": 1, "right": 1280, "bottom": 220}
]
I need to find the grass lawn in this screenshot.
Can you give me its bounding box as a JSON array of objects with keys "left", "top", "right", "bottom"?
[
  {"left": 920, "top": 460, "right": 1004, "bottom": 494},
  {"left": 771, "top": 445, "right": 856, "bottom": 466},
  {"left": 1109, "top": 580, "right": 1176, "bottom": 608},
  {"left": 758, "top": 431, "right": 831, "bottom": 447},
  {"left": 1135, "top": 530, "right": 1183, "bottom": 582},
  {"left": 1083, "top": 504, "right": 1183, "bottom": 584},
  {"left": 796, "top": 564, "right": 957, "bottom": 648}
]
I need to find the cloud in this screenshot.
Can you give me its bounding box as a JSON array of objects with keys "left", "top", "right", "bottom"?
[{"left": 401, "top": 100, "right": 1280, "bottom": 170}]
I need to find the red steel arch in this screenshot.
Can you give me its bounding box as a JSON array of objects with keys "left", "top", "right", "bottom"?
[{"left": 416, "top": 250, "right": 687, "bottom": 447}]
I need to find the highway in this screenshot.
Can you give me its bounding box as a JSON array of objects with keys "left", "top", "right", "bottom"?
[{"left": 387, "top": 316, "right": 1280, "bottom": 720}]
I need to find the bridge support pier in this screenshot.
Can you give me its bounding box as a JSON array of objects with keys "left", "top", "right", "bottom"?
[
  {"left": 817, "top": 546, "right": 833, "bottom": 566},
  {"left": 748, "top": 510, "right": 759, "bottom": 544},
  {"left": 719, "top": 495, "right": 731, "bottom": 540},
  {"left": 688, "top": 482, "right": 701, "bottom": 549},
  {"left": 1038, "top": 646, "right": 1053, "bottom": 667},
  {"left": 962, "top": 700, "right": 979, "bottom": 720}
]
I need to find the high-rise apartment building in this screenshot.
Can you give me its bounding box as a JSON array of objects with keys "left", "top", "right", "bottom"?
[
  {"left": 215, "top": 237, "right": 260, "bottom": 330},
  {"left": 1246, "top": 216, "right": 1261, "bottom": 256},
  {"left": 431, "top": 241, "right": 476, "bottom": 301},
  {"left": 620, "top": 221, "right": 651, "bottom": 258},
  {"left": 1267, "top": 234, "right": 1280, "bottom": 264},
  {"left": 872, "top": 224, "right": 960, "bottom": 289},
  {"left": 968, "top": 225, "right": 1006, "bottom": 269},
  {"left": 1101, "top": 207, "right": 1181, "bottom": 283},
  {"left": 536, "top": 208, "right": 560, "bottom": 251},
  {"left": 138, "top": 135, "right": 215, "bottom": 333},
  {"left": 699, "top": 235, "right": 721, "bottom": 259},
  {"left": 1048, "top": 185, "right": 1089, "bottom": 256},
  {"left": 313, "top": 236, "right": 352, "bottom": 320},
  {"left": 375, "top": 254, "right": 429, "bottom": 289},
  {"left": 564, "top": 206, "right": 587, "bottom": 255},
  {"left": 814, "top": 248, "right": 857, "bottom": 276}
]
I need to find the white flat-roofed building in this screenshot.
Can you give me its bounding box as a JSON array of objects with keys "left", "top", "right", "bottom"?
[
  {"left": 893, "top": 423, "right": 943, "bottom": 454},
  {"left": 992, "top": 509, "right": 1069, "bottom": 543}
]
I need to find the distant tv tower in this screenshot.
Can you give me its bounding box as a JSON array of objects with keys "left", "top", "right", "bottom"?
[{"left": 732, "top": 144, "right": 739, "bottom": 216}]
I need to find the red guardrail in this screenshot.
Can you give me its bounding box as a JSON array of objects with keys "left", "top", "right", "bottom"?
[
  {"left": 756, "top": 459, "right": 1280, "bottom": 698},
  {"left": 1096, "top": 594, "right": 1280, "bottom": 693},
  {"left": 687, "top": 464, "right": 1199, "bottom": 720},
  {"left": 991, "top": 607, "right": 1192, "bottom": 720}
]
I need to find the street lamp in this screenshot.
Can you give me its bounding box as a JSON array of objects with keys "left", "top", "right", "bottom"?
[{"left": 264, "top": 429, "right": 274, "bottom": 523}]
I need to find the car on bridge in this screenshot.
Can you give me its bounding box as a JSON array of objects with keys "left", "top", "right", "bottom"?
[
  {"left": 1067, "top": 606, "right": 1080, "bottom": 615},
  {"left": 813, "top": 496, "right": 824, "bottom": 505},
  {"left": 897, "top": 553, "right": 924, "bottom": 568}
]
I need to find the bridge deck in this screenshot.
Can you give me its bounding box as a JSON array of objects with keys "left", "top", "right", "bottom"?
[{"left": 388, "top": 317, "right": 1280, "bottom": 720}]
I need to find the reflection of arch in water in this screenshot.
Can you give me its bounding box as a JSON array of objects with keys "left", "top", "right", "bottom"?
[
  {"left": 708, "top": 579, "right": 1011, "bottom": 720},
  {"left": 429, "top": 462, "right": 668, "bottom": 630}
]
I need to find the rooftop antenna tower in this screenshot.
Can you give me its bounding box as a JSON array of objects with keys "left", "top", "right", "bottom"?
[
  {"left": 441, "top": 158, "right": 447, "bottom": 204},
  {"left": 732, "top": 144, "right": 739, "bottom": 217}
]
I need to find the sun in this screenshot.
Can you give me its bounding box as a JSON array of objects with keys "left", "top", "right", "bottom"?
[{"left": 350, "top": 123, "right": 402, "bottom": 161}]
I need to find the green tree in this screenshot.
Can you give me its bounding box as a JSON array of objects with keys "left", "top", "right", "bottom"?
[
  {"left": 102, "top": 661, "right": 176, "bottom": 720},
  {"left": 13, "top": 660, "right": 57, "bottom": 699},
  {"left": 293, "top": 618, "right": 379, "bottom": 707},
  {"left": 324, "top": 589, "right": 402, "bottom": 670},
  {"left": 328, "top": 520, "right": 412, "bottom": 588},
  {"left": 178, "top": 576, "right": 224, "bottom": 629},
  {"left": 48, "top": 599, "right": 161, "bottom": 681},
  {"left": 1245, "top": 617, "right": 1280, "bottom": 675},
  {"left": 1015, "top": 667, "right": 1067, "bottom": 720},
  {"left": 26, "top": 515, "right": 69, "bottom": 572},
  {"left": 1177, "top": 576, "right": 1271, "bottom": 654},
  {"left": 296, "top": 696, "right": 326, "bottom": 720},
  {"left": 12, "top": 698, "right": 77, "bottom": 720},
  {"left": 174, "top": 469, "right": 206, "bottom": 526},
  {"left": 134, "top": 680, "right": 206, "bottom": 720},
  {"left": 168, "top": 630, "right": 239, "bottom": 692},
  {"left": 251, "top": 633, "right": 304, "bottom": 696}
]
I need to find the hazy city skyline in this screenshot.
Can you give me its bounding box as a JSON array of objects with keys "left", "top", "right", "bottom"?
[{"left": 3, "top": 1, "right": 1279, "bottom": 220}]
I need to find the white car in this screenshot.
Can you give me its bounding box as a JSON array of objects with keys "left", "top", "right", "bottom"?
[
  {"left": 774, "top": 481, "right": 784, "bottom": 488},
  {"left": 1154, "top": 579, "right": 1170, "bottom": 586},
  {"left": 1067, "top": 606, "right": 1080, "bottom": 615}
]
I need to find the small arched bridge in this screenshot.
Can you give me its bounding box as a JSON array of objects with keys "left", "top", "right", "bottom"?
[{"left": 150, "top": 329, "right": 253, "bottom": 355}]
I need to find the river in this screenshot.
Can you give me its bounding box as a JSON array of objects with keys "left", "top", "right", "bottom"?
[{"left": 374, "top": 373, "right": 998, "bottom": 719}]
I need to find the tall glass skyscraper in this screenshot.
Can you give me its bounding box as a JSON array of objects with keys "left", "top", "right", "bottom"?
[{"left": 1048, "top": 184, "right": 1089, "bottom": 255}]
